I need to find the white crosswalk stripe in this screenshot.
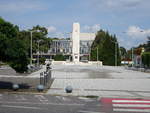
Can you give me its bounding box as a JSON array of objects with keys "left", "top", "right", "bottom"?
[
  {"left": 101, "top": 98, "right": 150, "bottom": 113},
  {"left": 113, "top": 104, "right": 150, "bottom": 107},
  {"left": 113, "top": 100, "right": 150, "bottom": 103},
  {"left": 113, "top": 108, "right": 150, "bottom": 112},
  {"left": 112, "top": 99, "right": 150, "bottom": 112},
  {"left": 35, "top": 95, "right": 48, "bottom": 102}
]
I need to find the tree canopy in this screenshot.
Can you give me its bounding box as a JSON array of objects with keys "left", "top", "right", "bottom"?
[
  {"left": 0, "top": 17, "right": 28, "bottom": 72},
  {"left": 18, "top": 25, "right": 52, "bottom": 56},
  {"left": 91, "top": 30, "right": 121, "bottom": 66},
  {"left": 0, "top": 17, "right": 51, "bottom": 73}
]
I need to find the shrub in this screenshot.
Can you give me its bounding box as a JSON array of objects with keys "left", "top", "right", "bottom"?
[{"left": 142, "top": 52, "right": 150, "bottom": 68}]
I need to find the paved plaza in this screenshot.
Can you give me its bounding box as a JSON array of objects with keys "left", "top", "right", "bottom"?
[{"left": 48, "top": 64, "right": 150, "bottom": 98}]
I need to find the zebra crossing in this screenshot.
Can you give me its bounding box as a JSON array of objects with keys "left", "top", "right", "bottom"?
[{"left": 101, "top": 97, "right": 150, "bottom": 113}]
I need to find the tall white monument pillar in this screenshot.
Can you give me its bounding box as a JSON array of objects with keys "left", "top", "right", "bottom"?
[{"left": 72, "top": 23, "right": 80, "bottom": 62}]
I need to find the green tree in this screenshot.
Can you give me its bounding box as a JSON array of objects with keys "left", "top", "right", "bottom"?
[
  {"left": 18, "top": 25, "right": 52, "bottom": 58},
  {"left": 91, "top": 30, "right": 121, "bottom": 66},
  {"left": 0, "top": 17, "right": 28, "bottom": 72},
  {"left": 146, "top": 36, "right": 150, "bottom": 52},
  {"left": 120, "top": 46, "right": 127, "bottom": 60},
  {"left": 142, "top": 52, "right": 150, "bottom": 68}
]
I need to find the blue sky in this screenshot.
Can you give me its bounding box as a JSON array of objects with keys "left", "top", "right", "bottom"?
[{"left": 0, "top": 0, "right": 150, "bottom": 49}]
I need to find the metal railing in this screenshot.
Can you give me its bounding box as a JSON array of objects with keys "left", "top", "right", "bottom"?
[{"left": 40, "top": 67, "right": 52, "bottom": 88}]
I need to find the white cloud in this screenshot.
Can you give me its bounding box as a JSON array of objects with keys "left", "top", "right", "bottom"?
[
  {"left": 83, "top": 24, "right": 100, "bottom": 32},
  {"left": 126, "top": 26, "right": 150, "bottom": 39},
  {"left": 47, "top": 26, "right": 57, "bottom": 33},
  {"left": 118, "top": 26, "right": 150, "bottom": 49}
]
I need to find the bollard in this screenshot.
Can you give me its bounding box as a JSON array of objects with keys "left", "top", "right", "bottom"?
[
  {"left": 12, "top": 84, "right": 19, "bottom": 91},
  {"left": 37, "top": 84, "right": 44, "bottom": 92},
  {"left": 65, "top": 86, "right": 73, "bottom": 93}
]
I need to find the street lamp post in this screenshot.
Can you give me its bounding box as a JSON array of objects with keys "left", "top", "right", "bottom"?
[
  {"left": 132, "top": 47, "right": 134, "bottom": 67},
  {"left": 115, "top": 42, "right": 117, "bottom": 66},
  {"left": 30, "top": 31, "right": 33, "bottom": 66},
  {"left": 89, "top": 48, "right": 91, "bottom": 61},
  {"left": 30, "top": 30, "right": 40, "bottom": 67},
  {"left": 37, "top": 40, "right": 41, "bottom": 66},
  {"left": 97, "top": 47, "right": 99, "bottom": 61}
]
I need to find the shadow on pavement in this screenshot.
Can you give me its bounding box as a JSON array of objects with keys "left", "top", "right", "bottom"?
[{"left": 0, "top": 81, "right": 31, "bottom": 89}]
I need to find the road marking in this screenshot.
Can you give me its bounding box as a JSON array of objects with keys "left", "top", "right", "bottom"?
[
  {"left": 0, "top": 101, "right": 85, "bottom": 106},
  {"left": 101, "top": 98, "right": 150, "bottom": 112},
  {"left": 113, "top": 104, "right": 150, "bottom": 107},
  {"left": 62, "top": 97, "right": 70, "bottom": 101},
  {"left": 113, "top": 100, "right": 150, "bottom": 103},
  {"left": 113, "top": 108, "right": 150, "bottom": 112},
  {"left": 56, "top": 96, "right": 61, "bottom": 99},
  {"left": 35, "top": 95, "right": 48, "bottom": 102},
  {"left": 56, "top": 96, "right": 70, "bottom": 102},
  {"left": 1, "top": 105, "right": 42, "bottom": 110},
  {"left": 16, "top": 95, "right": 27, "bottom": 101},
  {"left": 78, "top": 110, "right": 104, "bottom": 113},
  {"left": 78, "top": 97, "right": 94, "bottom": 102}
]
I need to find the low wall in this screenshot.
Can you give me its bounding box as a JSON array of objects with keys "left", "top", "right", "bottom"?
[
  {"left": 52, "top": 61, "right": 103, "bottom": 66},
  {"left": 51, "top": 61, "right": 66, "bottom": 65},
  {"left": 88, "top": 61, "right": 103, "bottom": 66}
]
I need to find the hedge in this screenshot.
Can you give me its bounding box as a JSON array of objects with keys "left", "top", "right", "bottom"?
[{"left": 142, "top": 52, "right": 150, "bottom": 68}]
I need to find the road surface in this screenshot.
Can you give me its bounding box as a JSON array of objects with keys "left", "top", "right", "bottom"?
[{"left": 1, "top": 93, "right": 150, "bottom": 113}]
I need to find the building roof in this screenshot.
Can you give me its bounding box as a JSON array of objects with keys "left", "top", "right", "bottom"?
[{"left": 80, "top": 33, "right": 96, "bottom": 41}]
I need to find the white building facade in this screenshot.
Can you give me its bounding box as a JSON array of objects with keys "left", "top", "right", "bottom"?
[
  {"left": 71, "top": 23, "right": 80, "bottom": 62},
  {"left": 71, "top": 23, "right": 96, "bottom": 62},
  {"left": 49, "top": 23, "right": 96, "bottom": 62}
]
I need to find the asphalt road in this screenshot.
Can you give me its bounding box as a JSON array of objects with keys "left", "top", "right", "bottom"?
[
  {"left": 1, "top": 93, "right": 150, "bottom": 113},
  {"left": 0, "top": 93, "right": 102, "bottom": 113}
]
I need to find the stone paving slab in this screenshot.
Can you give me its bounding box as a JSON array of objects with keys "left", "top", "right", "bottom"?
[{"left": 47, "top": 65, "right": 150, "bottom": 98}]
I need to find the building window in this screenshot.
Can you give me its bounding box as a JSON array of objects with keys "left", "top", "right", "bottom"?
[{"left": 75, "top": 56, "right": 78, "bottom": 59}]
